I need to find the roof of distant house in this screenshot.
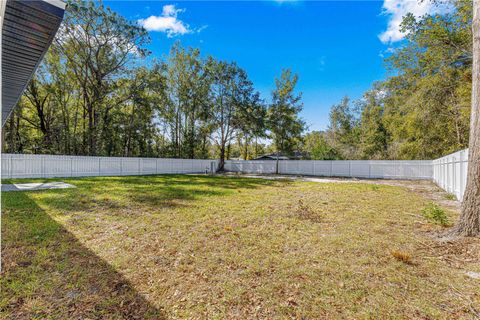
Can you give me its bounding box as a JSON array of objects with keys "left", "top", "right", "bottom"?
[{"left": 252, "top": 154, "right": 291, "bottom": 160}]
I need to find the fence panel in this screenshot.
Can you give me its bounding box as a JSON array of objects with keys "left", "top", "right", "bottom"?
[
  {"left": 1, "top": 154, "right": 218, "bottom": 179},
  {"left": 225, "top": 159, "right": 433, "bottom": 180},
  {"left": 141, "top": 158, "right": 157, "bottom": 175},
  {"left": 1, "top": 151, "right": 470, "bottom": 201},
  {"left": 432, "top": 149, "right": 468, "bottom": 201},
  {"left": 227, "top": 151, "right": 468, "bottom": 201},
  {"left": 312, "top": 161, "right": 333, "bottom": 176},
  {"left": 224, "top": 160, "right": 276, "bottom": 174}
]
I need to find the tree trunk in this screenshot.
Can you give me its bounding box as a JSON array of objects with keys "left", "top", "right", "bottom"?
[
  {"left": 454, "top": 0, "right": 480, "bottom": 237},
  {"left": 219, "top": 144, "right": 225, "bottom": 171}
]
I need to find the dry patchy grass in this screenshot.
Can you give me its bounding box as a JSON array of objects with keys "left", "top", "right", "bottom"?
[
  {"left": 390, "top": 250, "right": 414, "bottom": 265},
  {"left": 1, "top": 175, "right": 479, "bottom": 319}
]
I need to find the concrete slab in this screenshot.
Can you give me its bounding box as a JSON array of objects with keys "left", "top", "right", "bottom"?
[{"left": 1, "top": 182, "right": 76, "bottom": 192}]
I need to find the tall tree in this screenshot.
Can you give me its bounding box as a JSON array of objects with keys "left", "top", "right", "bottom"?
[
  {"left": 163, "top": 43, "right": 211, "bottom": 158},
  {"left": 318, "top": 0, "right": 472, "bottom": 161},
  {"left": 454, "top": 0, "right": 480, "bottom": 237},
  {"left": 207, "top": 59, "right": 257, "bottom": 169},
  {"left": 236, "top": 92, "right": 267, "bottom": 160},
  {"left": 267, "top": 69, "right": 305, "bottom": 156},
  {"left": 302, "top": 131, "right": 340, "bottom": 160},
  {"left": 57, "top": 0, "right": 149, "bottom": 155},
  {"left": 381, "top": 1, "right": 472, "bottom": 159},
  {"left": 358, "top": 86, "right": 389, "bottom": 159},
  {"left": 2, "top": 0, "right": 299, "bottom": 162},
  {"left": 327, "top": 96, "right": 360, "bottom": 159}
]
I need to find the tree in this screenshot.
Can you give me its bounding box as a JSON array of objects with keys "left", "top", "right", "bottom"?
[
  {"left": 58, "top": 0, "right": 150, "bottom": 155},
  {"left": 207, "top": 59, "right": 258, "bottom": 169},
  {"left": 2, "top": 0, "right": 160, "bottom": 157},
  {"left": 267, "top": 69, "right": 305, "bottom": 156},
  {"left": 454, "top": 0, "right": 480, "bottom": 237},
  {"left": 162, "top": 43, "right": 211, "bottom": 158},
  {"left": 318, "top": 0, "right": 472, "bottom": 161},
  {"left": 236, "top": 92, "right": 267, "bottom": 160},
  {"left": 358, "top": 86, "right": 389, "bottom": 159},
  {"left": 302, "top": 131, "right": 340, "bottom": 160},
  {"left": 112, "top": 65, "right": 166, "bottom": 157},
  {"left": 381, "top": 1, "right": 472, "bottom": 159},
  {"left": 2, "top": 0, "right": 296, "bottom": 162},
  {"left": 327, "top": 96, "right": 360, "bottom": 159}
]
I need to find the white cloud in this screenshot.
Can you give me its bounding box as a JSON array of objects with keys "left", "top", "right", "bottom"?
[
  {"left": 379, "top": 0, "right": 445, "bottom": 43},
  {"left": 138, "top": 4, "right": 194, "bottom": 37},
  {"left": 162, "top": 4, "right": 180, "bottom": 16}
]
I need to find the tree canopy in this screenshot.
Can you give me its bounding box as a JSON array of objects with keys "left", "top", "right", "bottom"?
[
  {"left": 3, "top": 0, "right": 302, "bottom": 160},
  {"left": 309, "top": 0, "right": 472, "bottom": 160},
  {"left": 3, "top": 0, "right": 473, "bottom": 163}
]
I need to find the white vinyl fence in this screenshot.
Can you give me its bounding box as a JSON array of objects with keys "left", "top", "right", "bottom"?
[
  {"left": 225, "top": 160, "right": 433, "bottom": 180},
  {"left": 1, "top": 149, "right": 471, "bottom": 201},
  {"left": 432, "top": 149, "right": 469, "bottom": 201},
  {"left": 224, "top": 160, "right": 277, "bottom": 174},
  {"left": 1, "top": 154, "right": 218, "bottom": 179}
]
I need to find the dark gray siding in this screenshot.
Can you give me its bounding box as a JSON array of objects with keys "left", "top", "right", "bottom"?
[{"left": 2, "top": 0, "right": 65, "bottom": 126}]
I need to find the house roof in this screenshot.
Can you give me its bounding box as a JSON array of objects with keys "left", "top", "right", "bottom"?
[
  {"left": 1, "top": 0, "right": 66, "bottom": 126},
  {"left": 252, "top": 154, "right": 291, "bottom": 160}
]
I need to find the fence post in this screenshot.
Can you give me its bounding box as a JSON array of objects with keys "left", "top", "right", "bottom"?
[
  {"left": 41, "top": 155, "right": 44, "bottom": 178},
  {"left": 443, "top": 158, "right": 447, "bottom": 189},
  {"left": 23, "top": 155, "right": 27, "bottom": 178},
  {"left": 453, "top": 154, "right": 457, "bottom": 195},
  {"left": 459, "top": 151, "right": 464, "bottom": 200}
]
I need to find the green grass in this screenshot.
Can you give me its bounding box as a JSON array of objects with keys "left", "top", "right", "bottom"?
[
  {"left": 422, "top": 203, "right": 450, "bottom": 227},
  {"left": 1, "top": 175, "right": 479, "bottom": 319},
  {"left": 444, "top": 193, "right": 458, "bottom": 201}
]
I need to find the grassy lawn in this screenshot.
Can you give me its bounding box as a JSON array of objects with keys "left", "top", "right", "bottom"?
[{"left": 1, "top": 175, "right": 479, "bottom": 319}]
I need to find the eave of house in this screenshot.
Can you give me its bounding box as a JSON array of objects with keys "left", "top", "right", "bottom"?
[{"left": 1, "top": 0, "right": 66, "bottom": 126}]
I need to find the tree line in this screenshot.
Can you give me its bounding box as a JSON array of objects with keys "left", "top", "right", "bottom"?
[
  {"left": 2, "top": 1, "right": 305, "bottom": 169},
  {"left": 2, "top": 0, "right": 473, "bottom": 163},
  {"left": 305, "top": 0, "right": 472, "bottom": 160}
]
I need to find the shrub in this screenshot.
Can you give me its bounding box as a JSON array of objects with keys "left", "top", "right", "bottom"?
[
  {"left": 421, "top": 203, "right": 449, "bottom": 226},
  {"left": 444, "top": 193, "right": 457, "bottom": 201}
]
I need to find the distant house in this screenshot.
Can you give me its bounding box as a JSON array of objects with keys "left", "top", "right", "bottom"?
[
  {"left": 252, "top": 154, "right": 291, "bottom": 161},
  {"left": 252, "top": 151, "right": 307, "bottom": 161}
]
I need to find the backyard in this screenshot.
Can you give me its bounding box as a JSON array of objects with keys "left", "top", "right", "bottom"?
[{"left": 1, "top": 175, "right": 479, "bottom": 319}]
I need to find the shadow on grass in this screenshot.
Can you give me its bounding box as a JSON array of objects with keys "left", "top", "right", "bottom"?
[
  {"left": 97, "top": 174, "right": 282, "bottom": 189},
  {"left": 1, "top": 191, "right": 166, "bottom": 319},
  {"left": 0, "top": 174, "right": 290, "bottom": 318},
  {"left": 29, "top": 175, "right": 290, "bottom": 213},
  {"left": 114, "top": 175, "right": 291, "bottom": 209}
]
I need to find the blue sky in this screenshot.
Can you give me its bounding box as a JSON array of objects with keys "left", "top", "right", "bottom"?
[{"left": 104, "top": 0, "right": 436, "bottom": 131}]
